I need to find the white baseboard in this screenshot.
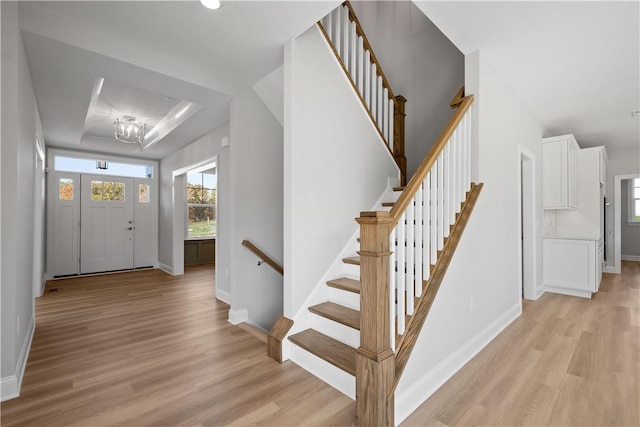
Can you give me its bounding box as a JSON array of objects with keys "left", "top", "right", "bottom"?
[
  {"left": 544, "top": 285, "right": 592, "bottom": 299},
  {"left": 395, "top": 302, "right": 522, "bottom": 425},
  {"left": 228, "top": 308, "right": 248, "bottom": 325},
  {"left": 216, "top": 288, "right": 231, "bottom": 304},
  {"left": 158, "top": 262, "right": 174, "bottom": 275},
  {"left": 604, "top": 265, "right": 616, "bottom": 273},
  {"left": 533, "top": 284, "right": 545, "bottom": 300},
  {"left": 621, "top": 255, "right": 640, "bottom": 262},
  {"left": 1, "top": 316, "right": 35, "bottom": 402}
]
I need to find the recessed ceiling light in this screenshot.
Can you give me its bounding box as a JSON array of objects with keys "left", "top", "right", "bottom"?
[{"left": 200, "top": 0, "right": 221, "bottom": 10}]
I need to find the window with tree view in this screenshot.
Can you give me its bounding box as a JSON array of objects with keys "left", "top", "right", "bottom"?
[{"left": 187, "top": 169, "right": 216, "bottom": 239}]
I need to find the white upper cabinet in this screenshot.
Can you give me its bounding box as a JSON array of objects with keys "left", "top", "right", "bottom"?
[{"left": 543, "top": 134, "right": 579, "bottom": 209}]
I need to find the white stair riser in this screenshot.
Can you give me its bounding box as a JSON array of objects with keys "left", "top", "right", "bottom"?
[
  {"left": 289, "top": 345, "right": 355, "bottom": 399},
  {"left": 310, "top": 314, "right": 360, "bottom": 348}
]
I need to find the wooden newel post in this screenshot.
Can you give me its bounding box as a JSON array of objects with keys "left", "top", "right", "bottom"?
[
  {"left": 394, "top": 95, "right": 407, "bottom": 187},
  {"left": 356, "top": 211, "right": 395, "bottom": 426}
]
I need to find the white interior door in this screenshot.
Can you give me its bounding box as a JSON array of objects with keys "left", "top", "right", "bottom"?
[{"left": 80, "top": 175, "right": 134, "bottom": 274}]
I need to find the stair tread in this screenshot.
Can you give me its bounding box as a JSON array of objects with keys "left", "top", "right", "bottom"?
[
  {"left": 309, "top": 302, "right": 360, "bottom": 330},
  {"left": 382, "top": 202, "right": 395, "bottom": 207},
  {"left": 326, "top": 277, "right": 361, "bottom": 294},
  {"left": 289, "top": 329, "right": 356, "bottom": 375},
  {"left": 393, "top": 186, "right": 405, "bottom": 192},
  {"left": 342, "top": 256, "right": 361, "bottom": 265}
]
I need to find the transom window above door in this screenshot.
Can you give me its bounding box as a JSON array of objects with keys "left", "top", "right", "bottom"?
[{"left": 54, "top": 155, "right": 153, "bottom": 179}]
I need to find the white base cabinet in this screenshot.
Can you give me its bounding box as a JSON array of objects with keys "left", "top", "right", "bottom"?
[{"left": 543, "top": 238, "right": 602, "bottom": 298}]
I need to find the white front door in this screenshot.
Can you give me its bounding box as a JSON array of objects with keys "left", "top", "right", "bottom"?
[{"left": 80, "top": 175, "right": 134, "bottom": 274}]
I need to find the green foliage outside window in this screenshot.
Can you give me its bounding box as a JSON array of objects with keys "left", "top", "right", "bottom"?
[{"left": 187, "top": 171, "right": 216, "bottom": 238}]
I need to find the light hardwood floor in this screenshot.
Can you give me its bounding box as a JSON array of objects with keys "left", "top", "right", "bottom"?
[
  {"left": 2, "top": 262, "right": 638, "bottom": 426},
  {"left": 0, "top": 265, "right": 355, "bottom": 426},
  {"left": 402, "top": 261, "right": 640, "bottom": 427}
]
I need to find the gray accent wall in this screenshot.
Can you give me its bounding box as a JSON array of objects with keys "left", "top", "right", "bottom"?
[{"left": 349, "top": 1, "right": 465, "bottom": 180}]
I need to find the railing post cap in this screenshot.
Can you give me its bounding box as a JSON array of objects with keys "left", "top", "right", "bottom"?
[{"left": 356, "top": 211, "right": 394, "bottom": 225}]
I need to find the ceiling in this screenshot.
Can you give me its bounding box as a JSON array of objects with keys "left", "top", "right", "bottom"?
[
  {"left": 19, "top": 1, "right": 639, "bottom": 160},
  {"left": 19, "top": 0, "right": 337, "bottom": 160},
  {"left": 414, "top": 1, "right": 640, "bottom": 150}
]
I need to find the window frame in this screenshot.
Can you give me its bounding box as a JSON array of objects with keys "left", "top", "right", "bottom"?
[
  {"left": 628, "top": 178, "right": 640, "bottom": 225},
  {"left": 185, "top": 169, "right": 217, "bottom": 240}
]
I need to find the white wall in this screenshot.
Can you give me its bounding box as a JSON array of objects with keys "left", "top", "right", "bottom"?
[
  {"left": 159, "top": 124, "right": 229, "bottom": 296},
  {"left": 621, "top": 179, "right": 640, "bottom": 258},
  {"left": 604, "top": 144, "right": 640, "bottom": 265},
  {"left": 1, "top": 1, "right": 43, "bottom": 400},
  {"left": 283, "top": 25, "right": 399, "bottom": 318},
  {"left": 349, "top": 1, "right": 464, "bottom": 179},
  {"left": 229, "top": 87, "right": 284, "bottom": 330},
  {"left": 395, "top": 50, "right": 545, "bottom": 424}
]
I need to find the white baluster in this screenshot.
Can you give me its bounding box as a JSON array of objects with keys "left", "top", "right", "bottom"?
[
  {"left": 457, "top": 122, "right": 463, "bottom": 206},
  {"left": 377, "top": 76, "right": 384, "bottom": 131},
  {"left": 448, "top": 136, "right": 455, "bottom": 225},
  {"left": 452, "top": 128, "right": 459, "bottom": 214},
  {"left": 445, "top": 143, "right": 452, "bottom": 237},
  {"left": 397, "top": 212, "right": 406, "bottom": 335},
  {"left": 370, "top": 63, "right": 377, "bottom": 119},
  {"left": 437, "top": 152, "right": 445, "bottom": 250},
  {"left": 389, "top": 228, "right": 397, "bottom": 349},
  {"left": 415, "top": 184, "right": 423, "bottom": 298},
  {"left": 430, "top": 163, "right": 438, "bottom": 264},
  {"left": 388, "top": 98, "right": 394, "bottom": 152},
  {"left": 383, "top": 87, "right": 389, "bottom": 144},
  {"left": 341, "top": 7, "right": 349, "bottom": 67},
  {"left": 466, "top": 110, "right": 471, "bottom": 191},
  {"left": 406, "top": 195, "right": 415, "bottom": 315},
  {"left": 423, "top": 172, "right": 432, "bottom": 279},
  {"left": 334, "top": 7, "right": 341, "bottom": 57},
  {"left": 364, "top": 50, "right": 371, "bottom": 107},
  {"left": 349, "top": 21, "right": 357, "bottom": 81},
  {"left": 356, "top": 36, "right": 364, "bottom": 95}
]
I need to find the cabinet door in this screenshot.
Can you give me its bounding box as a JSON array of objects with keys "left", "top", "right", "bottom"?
[
  {"left": 543, "top": 141, "right": 567, "bottom": 208},
  {"left": 599, "top": 149, "right": 606, "bottom": 192},
  {"left": 543, "top": 239, "right": 595, "bottom": 292},
  {"left": 568, "top": 140, "right": 579, "bottom": 208}
]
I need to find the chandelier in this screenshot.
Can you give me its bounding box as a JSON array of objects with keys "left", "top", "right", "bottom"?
[{"left": 114, "top": 116, "right": 145, "bottom": 144}]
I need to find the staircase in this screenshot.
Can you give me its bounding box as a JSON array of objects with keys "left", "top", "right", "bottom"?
[{"left": 282, "top": 3, "right": 483, "bottom": 426}]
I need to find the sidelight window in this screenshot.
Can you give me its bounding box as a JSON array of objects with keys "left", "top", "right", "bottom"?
[{"left": 59, "top": 178, "right": 74, "bottom": 200}]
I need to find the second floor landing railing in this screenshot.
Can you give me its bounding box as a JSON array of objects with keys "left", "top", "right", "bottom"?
[{"left": 318, "top": 1, "right": 407, "bottom": 185}]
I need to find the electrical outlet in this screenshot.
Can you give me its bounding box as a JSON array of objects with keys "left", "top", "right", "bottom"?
[
  {"left": 469, "top": 297, "right": 474, "bottom": 312},
  {"left": 17, "top": 315, "right": 21, "bottom": 336}
]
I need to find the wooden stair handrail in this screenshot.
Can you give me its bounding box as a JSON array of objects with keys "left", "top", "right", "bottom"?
[
  {"left": 241, "top": 240, "right": 284, "bottom": 275},
  {"left": 389, "top": 91, "right": 473, "bottom": 227}
]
